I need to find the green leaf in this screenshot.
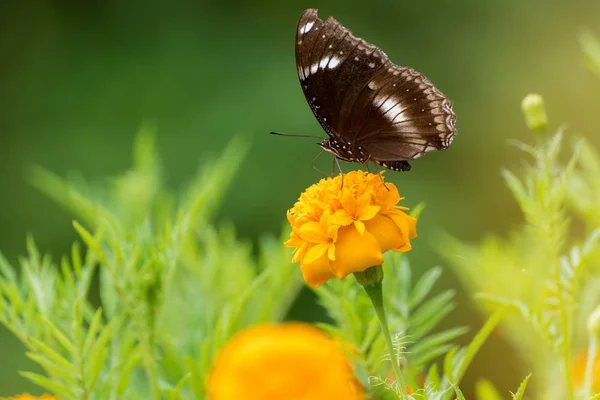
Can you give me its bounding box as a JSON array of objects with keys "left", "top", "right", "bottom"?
[
  {"left": 370, "top": 382, "right": 403, "bottom": 400},
  {"left": 511, "top": 373, "right": 532, "bottom": 400},
  {"left": 42, "top": 318, "right": 76, "bottom": 355},
  {"left": 166, "top": 373, "right": 192, "bottom": 400},
  {"left": 454, "top": 385, "right": 467, "bottom": 400},
  {"left": 82, "top": 309, "right": 104, "bottom": 358},
  {"left": 73, "top": 221, "right": 107, "bottom": 264},
  {"left": 426, "top": 363, "right": 441, "bottom": 392},
  {"left": 410, "top": 290, "right": 456, "bottom": 340},
  {"left": 20, "top": 371, "right": 79, "bottom": 399},
  {"left": 185, "top": 355, "right": 205, "bottom": 400},
  {"left": 443, "top": 347, "right": 459, "bottom": 381},
  {"left": 475, "top": 379, "right": 503, "bottom": 400},
  {"left": 28, "top": 337, "right": 76, "bottom": 375},
  {"left": 410, "top": 327, "right": 469, "bottom": 359},
  {"left": 26, "top": 351, "right": 78, "bottom": 385},
  {"left": 447, "top": 306, "right": 507, "bottom": 392},
  {"left": 501, "top": 169, "right": 530, "bottom": 208},
  {"left": 409, "top": 267, "right": 442, "bottom": 310}
]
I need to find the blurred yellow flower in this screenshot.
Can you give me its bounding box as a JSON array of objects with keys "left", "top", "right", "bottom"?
[
  {"left": 285, "top": 171, "right": 417, "bottom": 287},
  {"left": 207, "top": 323, "right": 367, "bottom": 400},
  {"left": 0, "top": 395, "right": 55, "bottom": 400},
  {"left": 571, "top": 349, "right": 600, "bottom": 392}
]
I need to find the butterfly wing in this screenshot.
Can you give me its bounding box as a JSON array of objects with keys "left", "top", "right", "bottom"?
[
  {"left": 295, "top": 9, "right": 391, "bottom": 140},
  {"left": 352, "top": 65, "right": 456, "bottom": 161},
  {"left": 295, "top": 9, "right": 456, "bottom": 164}
]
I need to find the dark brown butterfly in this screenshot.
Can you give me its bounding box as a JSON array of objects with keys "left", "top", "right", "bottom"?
[{"left": 294, "top": 8, "right": 456, "bottom": 172}]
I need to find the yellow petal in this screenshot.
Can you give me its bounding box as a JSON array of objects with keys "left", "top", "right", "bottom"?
[
  {"left": 291, "top": 243, "right": 309, "bottom": 263},
  {"left": 300, "top": 251, "right": 336, "bottom": 288},
  {"left": 207, "top": 323, "right": 368, "bottom": 400},
  {"left": 332, "top": 225, "right": 383, "bottom": 279},
  {"left": 386, "top": 211, "right": 417, "bottom": 252},
  {"left": 299, "top": 222, "right": 326, "bottom": 243},
  {"left": 304, "top": 243, "right": 329, "bottom": 264},
  {"left": 355, "top": 220, "right": 365, "bottom": 235},
  {"left": 393, "top": 213, "right": 414, "bottom": 252},
  {"left": 357, "top": 205, "right": 380, "bottom": 221},
  {"left": 363, "top": 214, "right": 404, "bottom": 253},
  {"left": 341, "top": 191, "right": 358, "bottom": 215},
  {"left": 330, "top": 210, "right": 354, "bottom": 227},
  {"left": 328, "top": 243, "right": 336, "bottom": 261}
]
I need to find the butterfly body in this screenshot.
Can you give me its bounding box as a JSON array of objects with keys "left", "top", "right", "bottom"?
[
  {"left": 319, "top": 138, "right": 369, "bottom": 164},
  {"left": 295, "top": 9, "right": 456, "bottom": 171}
]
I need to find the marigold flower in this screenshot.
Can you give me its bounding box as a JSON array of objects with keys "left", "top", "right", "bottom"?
[
  {"left": 207, "top": 323, "right": 367, "bottom": 400},
  {"left": 0, "top": 395, "right": 56, "bottom": 400},
  {"left": 285, "top": 171, "right": 417, "bottom": 287}
]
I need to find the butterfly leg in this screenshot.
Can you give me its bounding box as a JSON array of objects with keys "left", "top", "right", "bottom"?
[
  {"left": 371, "top": 162, "right": 392, "bottom": 191},
  {"left": 333, "top": 157, "right": 345, "bottom": 188},
  {"left": 311, "top": 150, "right": 328, "bottom": 176}
]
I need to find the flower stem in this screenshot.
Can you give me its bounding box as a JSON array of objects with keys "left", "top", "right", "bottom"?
[
  {"left": 583, "top": 335, "right": 597, "bottom": 397},
  {"left": 363, "top": 279, "right": 409, "bottom": 399}
]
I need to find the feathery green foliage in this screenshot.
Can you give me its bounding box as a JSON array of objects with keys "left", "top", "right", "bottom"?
[
  {"left": 315, "top": 245, "right": 508, "bottom": 399},
  {"left": 1, "top": 126, "right": 303, "bottom": 399},
  {"left": 436, "top": 34, "right": 600, "bottom": 399},
  {"left": 0, "top": 123, "right": 506, "bottom": 399}
]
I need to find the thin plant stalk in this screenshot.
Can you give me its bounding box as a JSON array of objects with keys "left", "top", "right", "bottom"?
[
  {"left": 363, "top": 281, "right": 409, "bottom": 399},
  {"left": 583, "top": 335, "right": 598, "bottom": 397}
]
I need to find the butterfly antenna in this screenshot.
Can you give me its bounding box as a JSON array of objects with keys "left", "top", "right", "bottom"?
[{"left": 270, "top": 132, "right": 323, "bottom": 140}]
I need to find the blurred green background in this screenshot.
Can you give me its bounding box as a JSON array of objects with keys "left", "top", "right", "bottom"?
[{"left": 2, "top": 0, "right": 600, "bottom": 396}]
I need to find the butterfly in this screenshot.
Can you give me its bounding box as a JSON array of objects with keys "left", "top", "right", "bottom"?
[{"left": 294, "top": 8, "right": 456, "bottom": 172}]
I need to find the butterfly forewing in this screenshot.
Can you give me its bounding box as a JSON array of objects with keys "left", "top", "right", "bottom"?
[
  {"left": 295, "top": 9, "right": 456, "bottom": 170},
  {"left": 296, "top": 10, "right": 389, "bottom": 136}
]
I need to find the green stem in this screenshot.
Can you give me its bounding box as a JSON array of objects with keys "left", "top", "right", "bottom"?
[
  {"left": 363, "top": 281, "right": 409, "bottom": 399},
  {"left": 583, "top": 335, "right": 597, "bottom": 397},
  {"left": 536, "top": 133, "right": 574, "bottom": 400},
  {"left": 104, "top": 267, "right": 161, "bottom": 399},
  {"left": 556, "top": 277, "right": 575, "bottom": 400}
]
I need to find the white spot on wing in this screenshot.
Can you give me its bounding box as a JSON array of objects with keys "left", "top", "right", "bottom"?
[
  {"left": 310, "top": 63, "right": 318, "bottom": 74},
  {"left": 368, "top": 81, "right": 377, "bottom": 90},
  {"left": 319, "top": 57, "right": 330, "bottom": 69},
  {"left": 300, "top": 21, "right": 314, "bottom": 34},
  {"left": 328, "top": 57, "right": 340, "bottom": 69},
  {"left": 376, "top": 96, "right": 412, "bottom": 125},
  {"left": 368, "top": 62, "right": 375, "bottom": 68}
]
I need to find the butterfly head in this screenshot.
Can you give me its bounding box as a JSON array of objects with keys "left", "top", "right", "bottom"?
[{"left": 319, "top": 138, "right": 369, "bottom": 163}]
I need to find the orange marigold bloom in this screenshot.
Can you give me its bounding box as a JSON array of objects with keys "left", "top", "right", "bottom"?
[
  {"left": 207, "top": 323, "right": 367, "bottom": 400},
  {"left": 0, "top": 395, "right": 56, "bottom": 400},
  {"left": 285, "top": 171, "right": 417, "bottom": 287}
]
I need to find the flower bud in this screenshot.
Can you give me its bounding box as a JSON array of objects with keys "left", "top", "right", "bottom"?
[
  {"left": 588, "top": 305, "right": 600, "bottom": 338},
  {"left": 521, "top": 93, "right": 548, "bottom": 131},
  {"left": 354, "top": 265, "right": 384, "bottom": 287}
]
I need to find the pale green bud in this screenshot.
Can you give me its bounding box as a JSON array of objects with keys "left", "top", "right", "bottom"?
[
  {"left": 521, "top": 94, "right": 548, "bottom": 131},
  {"left": 588, "top": 305, "right": 600, "bottom": 338}
]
